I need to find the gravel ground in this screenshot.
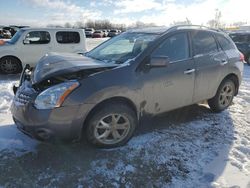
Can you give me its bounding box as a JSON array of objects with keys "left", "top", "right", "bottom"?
[{"left": 0, "top": 38, "right": 249, "bottom": 188}]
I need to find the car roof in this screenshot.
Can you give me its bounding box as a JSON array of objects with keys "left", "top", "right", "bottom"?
[
  {"left": 20, "top": 28, "right": 84, "bottom": 32},
  {"left": 127, "top": 25, "right": 222, "bottom": 35}
]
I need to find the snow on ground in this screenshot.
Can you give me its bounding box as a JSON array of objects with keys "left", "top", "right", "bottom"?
[{"left": 0, "top": 39, "right": 249, "bottom": 187}]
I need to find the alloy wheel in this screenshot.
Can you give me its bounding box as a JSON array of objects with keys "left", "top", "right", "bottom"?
[
  {"left": 94, "top": 114, "right": 131, "bottom": 145},
  {"left": 218, "top": 83, "right": 234, "bottom": 108},
  {"left": 0, "top": 58, "right": 18, "bottom": 74}
]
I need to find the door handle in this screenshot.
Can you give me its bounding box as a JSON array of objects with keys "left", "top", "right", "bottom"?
[
  {"left": 184, "top": 69, "right": 195, "bottom": 74},
  {"left": 220, "top": 59, "right": 228, "bottom": 66}
]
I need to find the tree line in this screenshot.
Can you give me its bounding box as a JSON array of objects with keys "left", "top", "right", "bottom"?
[
  {"left": 47, "top": 20, "right": 158, "bottom": 31},
  {"left": 47, "top": 10, "right": 248, "bottom": 31}
]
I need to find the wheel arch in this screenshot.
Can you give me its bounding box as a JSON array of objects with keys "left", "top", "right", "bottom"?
[
  {"left": 221, "top": 73, "right": 240, "bottom": 96},
  {"left": 82, "top": 96, "right": 138, "bottom": 133}
]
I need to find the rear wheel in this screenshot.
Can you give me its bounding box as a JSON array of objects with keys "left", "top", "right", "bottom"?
[
  {"left": 86, "top": 103, "right": 137, "bottom": 148},
  {"left": 208, "top": 79, "right": 236, "bottom": 112},
  {"left": 0, "top": 56, "right": 22, "bottom": 74}
]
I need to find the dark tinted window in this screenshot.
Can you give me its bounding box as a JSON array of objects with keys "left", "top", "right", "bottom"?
[
  {"left": 152, "top": 33, "right": 189, "bottom": 62},
  {"left": 216, "top": 34, "right": 235, "bottom": 50},
  {"left": 192, "top": 31, "right": 218, "bottom": 55},
  {"left": 229, "top": 34, "right": 250, "bottom": 43},
  {"left": 56, "top": 31, "right": 80, "bottom": 44},
  {"left": 25, "top": 31, "right": 50, "bottom": 44}
]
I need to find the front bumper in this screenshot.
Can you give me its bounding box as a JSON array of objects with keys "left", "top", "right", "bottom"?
[
  {"left": 11, "top": 101, "right": 88, "bottom": 142},
  {"left": 11, "top": 81, "right": 94, "bottom": 142}
]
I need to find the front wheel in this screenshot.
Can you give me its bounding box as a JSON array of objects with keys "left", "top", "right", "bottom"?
[
  {"left": 0, "top": 57, "right": 22, "bottom": 74},
  {"left": 208, "top": 79, "right": 236, "bottom": 112},
  {"left": 86, "top": 103, "right": 137, "bottom": 148}
]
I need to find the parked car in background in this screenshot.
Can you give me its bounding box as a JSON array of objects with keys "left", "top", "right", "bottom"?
[
  {"left": 92, "top": 30, "right": 104, "bottom": 38},
  {"left": 0, "top": 28, "right": 86, "bottom": 74},
  {"left": 2, "top": 26, "right": 18, "bottom": 37},
  {"left": 229, "top": 31, "right": 250, "bottom": 65},
  {"left": 0, "top": 28, "right": 11, "bottom": 39},
  {"left": 108, "top": 29, "right": 119, "bottom": 37},
  {"left": 85, "top": 28, "right": 95, "bottom": 37},
  {"left": 102, "top": 30, "right": 108, "bottom": 37},
  {"left": 11, "top": 25, "right": 244, "bottom": 148}
]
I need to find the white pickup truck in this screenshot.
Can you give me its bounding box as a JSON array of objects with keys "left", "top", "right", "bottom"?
[{"left": 0, "top": 28, "right": 86, "bottom": 74}]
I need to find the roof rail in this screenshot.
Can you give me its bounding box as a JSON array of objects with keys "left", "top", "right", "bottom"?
[{"left": 165, "top": 25, "right": 220, "bottom": 33}]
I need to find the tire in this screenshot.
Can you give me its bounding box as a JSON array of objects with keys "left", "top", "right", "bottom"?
[
  {"left": 0, "top": 56, "right": 22, "bottom": 74},
  {"left": 208, "top": 79, "right": 236, "bottom": 113},
  {"left": 86, "top": 102, "right": 137, "bottom": 148}
]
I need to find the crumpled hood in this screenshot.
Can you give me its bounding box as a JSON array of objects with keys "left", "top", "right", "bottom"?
[{"left": 33, "top": 52, "right": 118, "bottom": 84}]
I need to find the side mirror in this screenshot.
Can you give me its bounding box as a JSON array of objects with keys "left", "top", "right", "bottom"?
[
  {"left": 23, "top": 39, "right": 30, "bottom": 44},
  {"left": 147, "top": 56, "right": 170, "bottom": 68}
]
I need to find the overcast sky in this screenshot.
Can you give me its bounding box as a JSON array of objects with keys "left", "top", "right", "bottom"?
[{"left": 0, "top": 0, "right": 249, "bottom": 27}]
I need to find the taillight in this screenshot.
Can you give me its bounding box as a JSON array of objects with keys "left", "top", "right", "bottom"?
[{"left": 240, "top": 52, "right": 245, "bottom": 61}]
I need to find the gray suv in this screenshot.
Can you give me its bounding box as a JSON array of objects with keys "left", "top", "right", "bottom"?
[{"left": 11, "top": 25, "right": 244, "bottom": 148}]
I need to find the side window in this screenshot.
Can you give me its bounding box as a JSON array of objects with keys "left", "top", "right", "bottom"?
[
  {"left": 25, "top": 31, "right": 50, "bottom": 44},
  {"left": 56, "top": 31, "right": 80, "bottom": 44},
  {"left": 192, "top": 31, "right": 218, "bottom": 55},
  {"left": 229, "top": 34, "right": 248, "bottom": 43},
  {"left": 152, "top": 33, "right": 189, "bottom": 62},
  {"left": 216, "top": 34, "right": 235, "bottom": 51}
]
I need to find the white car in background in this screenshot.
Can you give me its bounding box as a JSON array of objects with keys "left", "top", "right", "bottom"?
[{"left": 0, "top": 28, "right": 87, "bottom": 74}]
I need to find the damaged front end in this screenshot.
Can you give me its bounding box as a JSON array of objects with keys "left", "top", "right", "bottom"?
[
  {"left": 11, "top": 54, "right": 117, "bottom": 141},
  {"left": 13, "top": 53, "right": 118, "bottom": 95}
]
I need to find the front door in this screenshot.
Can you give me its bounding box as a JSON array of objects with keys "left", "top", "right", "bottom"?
[
  {"left": 17, "top": 30, "right": 53, "bottom": 66},
  {"left": 139, "top": 32, "right": 195, "bottom": 114}
]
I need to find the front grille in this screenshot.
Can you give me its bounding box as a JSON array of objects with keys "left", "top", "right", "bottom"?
[{"left": 15, "top": 92, "right": 32, "bottom": 105}]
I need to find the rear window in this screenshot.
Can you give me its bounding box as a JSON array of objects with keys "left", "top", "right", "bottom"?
[
  {"left": 110, "top": 30, "right": 117, "bottom": 32},
  {"left": 192, "top": 31, "right": 218, "bottom": 55},
  {"left": 216, "top": 34, "right": 235, "bottom": 51},
  {"left": 56, "top": 31, "right": 80, "bottom": 44},
  {"left": 229, "top": 34, "right": 250, "bottom": 43}
]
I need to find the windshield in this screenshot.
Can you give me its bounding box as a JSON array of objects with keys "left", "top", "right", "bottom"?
[
  {"left": 86, "top": 32, "right": 158, "bottom": 64},
  {"left": 7, "top": 30, "right": 24, "bottom": 44}
]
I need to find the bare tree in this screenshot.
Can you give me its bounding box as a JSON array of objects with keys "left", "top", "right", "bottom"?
[
  {"left": 74, "top": 21, "right": 85, "bottom": 29},
  {"left": 85, "top": 20, "right": 95, "bottom": 28},
  {"left": 207, "top": 9, "right": 222, "bottom": 28},
  {"left": 47, "top": 24, "right": 63, "bottom": 28},
  {"left": 64, "top": 22, "right": 72, "bottom": 28},
  {"left": 171, "top": 19, "right": 192, "bottom": 26}
]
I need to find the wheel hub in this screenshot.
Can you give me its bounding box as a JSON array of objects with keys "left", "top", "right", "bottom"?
[
  {"left": 0, "top": 59, "right": 18, "bottom": 73},
  {"left": 94, "top": 114, "right": 130, "bottom": 145},
  {"left": 219, "top": 83, "right": 234, "bottom": 108}
]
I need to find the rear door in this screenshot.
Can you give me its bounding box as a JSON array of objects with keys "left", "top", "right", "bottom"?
[
  {"left": 191, "top": 30, "right": 228, "bottom": 102},
  {"left": 139, "top": 32, "right": 196, "bottom": 114}
]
